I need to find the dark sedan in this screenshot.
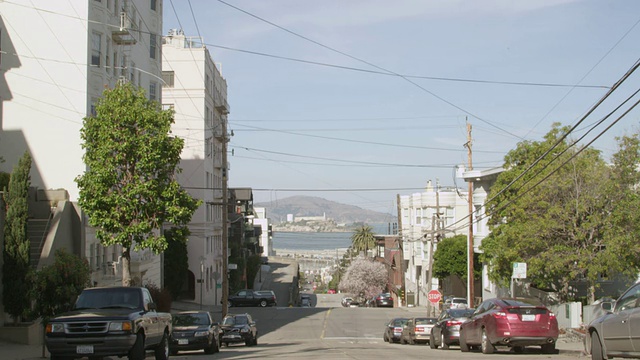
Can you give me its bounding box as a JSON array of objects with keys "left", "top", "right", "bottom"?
[
  {"left": 170, "top": 311, "right": 221, "bottom": 355},
  {"left": 383, "top": 317, "right": 408, "bottom": 343},
  {"left": 430, "top": 308, "right": 475, "bottom": 349},
  {"left": 220, "top": 313, "right": 258, "bottom": 347},
  {"left": 373, "top": 293, "right": 394, "bottom": 307}
]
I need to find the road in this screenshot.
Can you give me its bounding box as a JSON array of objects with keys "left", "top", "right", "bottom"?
[{"left": 167, "top": 258, "right": 583, "bottom": 360}]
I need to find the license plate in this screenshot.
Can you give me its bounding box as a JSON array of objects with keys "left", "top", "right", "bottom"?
[
  {"left": 178, "top": 339, "right": 189, "bottom": 345},
  {"left": 76, "top": 345, "right": 94, "bottom": 354},
  {"left": 522, "top": 314, "right": 536, "bottom": 321}
]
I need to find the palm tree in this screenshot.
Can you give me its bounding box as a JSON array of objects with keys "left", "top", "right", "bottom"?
[{"left": 351, "top": 225, "right": 376, "bottom": 256}]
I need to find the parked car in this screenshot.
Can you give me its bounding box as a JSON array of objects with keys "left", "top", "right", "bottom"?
[
  {"left": 430, "top": 308, "right": 475, "bottom": 349},
  {"left": 585, "top": 281, "right": 640, "bottom": 359},
  {"left": 383, "top": 317, "right": 409, "bottom": 343},
  {"left": 228, "top": 289, "right": 277, "bottom": 307},
  {"left": 400, "top": 317, "right": 437, "bottom": 345},
  {"left": 170, "top": 311, "right": 220, "bottom": 355},
  {"left": 459, "top": 297, "right": 558, "bottom": 354},
  {"left": 443, "top": 297, "right": 468, "bottom": 309},
  {"left": 220, "top": 313, "right": 258, "bottom": 347},
  {"left": 341, "top": 296, "right": 354, "bottom": 307},
  {"left": 373, "top": 293, "right": 394, "bottom": 308}
]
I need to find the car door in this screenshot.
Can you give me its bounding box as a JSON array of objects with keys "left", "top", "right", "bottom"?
[
  {"left": 432, "top": 311, "right": 446, "bottom": 341},
  {"left": 466, "top": 301, "right": 488, "bottom": 344},
  {"left": 602, "top": 284, "right": 639, "bottom": 353},
  {"left": 141, "top": 288, "right": 160, "bottom": 344}
]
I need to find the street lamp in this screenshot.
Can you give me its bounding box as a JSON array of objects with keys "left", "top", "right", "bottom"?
[{"left": 200, "top": 258, "right": 205, "bottom": 310}]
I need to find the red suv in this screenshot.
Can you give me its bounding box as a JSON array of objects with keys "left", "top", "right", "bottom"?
[{"left": 459, "top": 298, "right": 558, "bottom": 354}]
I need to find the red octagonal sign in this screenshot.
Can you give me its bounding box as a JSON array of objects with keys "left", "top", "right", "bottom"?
[{"left": 427, "top": 289, "right": 442, "bottom": 304}]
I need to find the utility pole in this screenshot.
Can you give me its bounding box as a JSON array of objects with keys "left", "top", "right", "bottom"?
[
  {"left": 465, "top": 121, "right": 475, "bottom": 309},
  {"left": 221, "top": 114, "right": 229, "bottom": 318},
  {"left": 396, "top": 194, "right": 404, "bottom": 307},
  {"left": 426, "top": 181, "right": 440, "bottom": 317}
]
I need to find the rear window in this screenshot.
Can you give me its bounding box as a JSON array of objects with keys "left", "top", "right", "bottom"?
[
  {"left": 449, "top": 309, "right": 475, "bottom": 318},
  {"left": 500, "top": 298, "right": 544, "bottom": 307},
  {"left": 507, "top": 308, "right": 548, "bottom": 315},
  {"left": 393, "top": 318, "right": 408, "bottom": 326},
  {"left": 415, "top": 318, "right": 437, "bottom": 325},
  {"left": 452, "top": 298, "right": 467, "bottom": 304}
]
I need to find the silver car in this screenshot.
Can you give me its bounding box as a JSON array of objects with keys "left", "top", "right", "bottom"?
[{"left": 585, "top": 281, "right": 640, "bottom": 359}]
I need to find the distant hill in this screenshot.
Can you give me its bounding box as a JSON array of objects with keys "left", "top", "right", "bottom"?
[{"left": 254, "top": 195, "right": 396, "bottom": 225}]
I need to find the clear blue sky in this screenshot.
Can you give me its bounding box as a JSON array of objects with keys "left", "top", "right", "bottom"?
[{"left": 164, "top": 1, "right": 640, "bottom": 215}]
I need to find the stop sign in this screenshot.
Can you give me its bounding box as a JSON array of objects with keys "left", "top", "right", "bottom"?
[{"left": 427, "top": 290, "right": 442, "bottom": 304}]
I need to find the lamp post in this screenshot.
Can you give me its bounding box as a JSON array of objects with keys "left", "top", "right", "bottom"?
[{"left": 200, "top": 258, "right": 204, "bottom": 310}]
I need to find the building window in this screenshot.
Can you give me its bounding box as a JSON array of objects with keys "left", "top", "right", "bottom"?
[
  {"left": 149, "top": 81, "right": 157, "bottom": 101},
  {"left": 129, "top": 60, "right": 135, "bottom": 83},
  {"left": 105, "top": 37, "right": 111, "bottom": 74},
  {"left": 150, "top": 0, "right": 157, "bottom": 11},
  {"left": 162, "top": 71, "right": 174, "bottom": 87},
  {"left": 149, "top": 33, "right": 157, "bottom": 59},
  {"left": 91, "top": 31, "right": 102, "bottom": 67}
]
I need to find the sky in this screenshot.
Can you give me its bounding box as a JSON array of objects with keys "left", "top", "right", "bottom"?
[{"left": 164, "top": 0, "right": 640, "bottom": 215}]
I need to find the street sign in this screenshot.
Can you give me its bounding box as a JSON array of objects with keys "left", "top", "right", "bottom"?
[
  {"left": 228, "top": 263, "right": 238, "bottom": 270},
  {"left": 427, "top": 289, "right": 442, "bottom": 304},
  {"left": 512, "top": 262, "right": 527, "bottom": 279}
]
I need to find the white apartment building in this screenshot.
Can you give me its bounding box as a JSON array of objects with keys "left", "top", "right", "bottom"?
[
  {"left": 400, "top": 180, "right": 469, "bottom": 307},
  {"left": 253, "top": 207, "right": 273, "bottom": 256},
  {"left": 0, "top": 0, "right": 164, "bottom": 287},
  {"left": 162, "top": 29, "right": 229, "bottom": 306}
]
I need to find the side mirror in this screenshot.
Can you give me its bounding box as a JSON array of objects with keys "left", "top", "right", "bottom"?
[
  {"left": 601, "top": 302, "right": 613, "bottom": 311},
  {"left": 148, "top": 302, "right": 157, "bottom": 311}
]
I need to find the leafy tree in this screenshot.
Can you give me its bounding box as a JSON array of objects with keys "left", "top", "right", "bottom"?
[
  {"left": 338, "top": 257, "right": 387, "bottom": 302},
  {"left": 2, "top": 151, "right": 32, "bottom": 323},
  {"left": 31, "top": 249, "right": 91, "bottom": 322},
  {"left": 432, "top": 235, "right": 481, "bottom": 282},
  {"left": 481, "top": 125, "right": 640, "bottom": 301},
  {"left": 0, "top": 171, "right": 10, "bottom": 191},
  {"left": 163, "top": 227, "right": 189, "bottom": 300},
  {"left": 350, "top": 225, "right": 375, "bottom": 255},
  {"left": 75, "top": 83, "right": 201, "bottom": 286}
]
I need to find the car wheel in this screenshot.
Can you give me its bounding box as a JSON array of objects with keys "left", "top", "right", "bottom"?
[
  {"left": 154, "top": 330, "right": 169, "bottom": 360},
  {"left": 481, "top": 329, "right": 495, "bottom": 354},
  {"left": 260, "top": 299, "right": 268, "bottom": 307},
  {"left": 253, "top": 334, "right": 258, "bottom": 346},
  {"left": 459, "top": 333, "right": 470, "bottom": 352},
  {"left": 441, "top": 333, "right": 449, "bottom": 350},
  {"left": 128, "top": 333, "right": 145, "bottom": 360},
  {"left": 383, "top": 333, "right": 389, "bottom": 342},
  {"left": 591, "top": 332, "right": 605, "bottom": 360},
  {"left": 541, "top": 343, "right": 556, "bottom": 354},
  {"left": 430, "top": 332, "right": 437, "bottom": 349},
  {"left": 170, "top": 349, "right": 178, "bottom": 356}
]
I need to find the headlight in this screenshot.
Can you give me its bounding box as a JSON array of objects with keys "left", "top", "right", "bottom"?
[
  {"left": 194, "top": 331, "right": 209, "bottom": 337},
  {"left": 46, "top": 323, "right": 64, "bottom": 333},
  {"left": 109, "top": 321, "right": 133, "bottom": 332},
  {"left": 240, "top": 327, "right": 250, "bottom": 333}
]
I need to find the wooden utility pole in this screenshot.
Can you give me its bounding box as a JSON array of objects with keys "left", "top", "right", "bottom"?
[
  {"left": 396, "top": 194, "right": 404, "bottom": 307},
  {"left": 465, "top": 121, "right": 475, "bottom": 308}
]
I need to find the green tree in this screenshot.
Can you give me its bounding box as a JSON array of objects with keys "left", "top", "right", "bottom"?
[
  {"left": 75, "top": 82, "right": 201, "bottom": 286},
  {"left": 432, "top": 235, "right": 481, "bottom": 283},
  {"left": 350, "top": 225, "right": 375, "bottom": 255},
  {"left": 2, "top": 151, "right": 32, "bottom": 323},
  {"left": 31, "top": 249, "right": 91, "bottom": 322},
  {"left": 163, "top": 227, "right": 189, "bottom": 300},
  {"left": 480, "top": 125, "right": 640, "bottom": 301}
]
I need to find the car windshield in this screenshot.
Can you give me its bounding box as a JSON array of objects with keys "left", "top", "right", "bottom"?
[
  {"left": 173, "top": 313, "right": 210, "bottom": 326},
  {"left": 74, "top": 288, "right": 141, "bottom": 310},
  {"left": 224, "top": 316, "right": 248, "bottom": 326}
]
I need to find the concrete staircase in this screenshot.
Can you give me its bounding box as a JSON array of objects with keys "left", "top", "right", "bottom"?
[{"left": 28, "top": 218, "right": 51, "bottom": 269}]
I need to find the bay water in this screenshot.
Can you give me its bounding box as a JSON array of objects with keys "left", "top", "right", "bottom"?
[{"left": 272, "top": 223, "right": 394, "bottom": 251}]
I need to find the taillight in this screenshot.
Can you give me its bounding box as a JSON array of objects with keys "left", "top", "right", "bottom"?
[
  {"left": 549, "top": 312, "right": 556, "bottom": 318},
  {"left": 492, "top": 311, "right": 507, "bottom": 318},
  {"left": 445, "top": 320, "right": 461, "bottom": 326}
]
